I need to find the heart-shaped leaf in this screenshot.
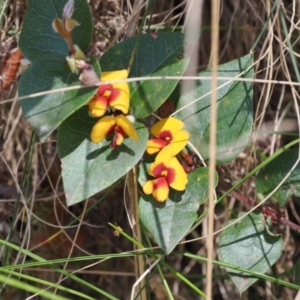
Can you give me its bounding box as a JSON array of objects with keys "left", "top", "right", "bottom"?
[
  {"left": 172, "top": 54, "right": 253, "bottom": 163},
  {"left": 18, "top": 58, "right": 99, "bottom": 142},
  {"left": 219, "top": 212, "right": 283, "bottom": 293},
  {"left": 139, "top": 167, "right": 218, "bottom": 254},
  {"left": 58, "top": 106, "right": 148, "bottom": 206},
  {"left": 100, "top": 32, "right": 191, "bottom": 118},
  {"left": 256, "top": 149, "right": 300, "bottom": 206},
  {"left": 19, "top": 0, "right": 93, "bottom": 62}
]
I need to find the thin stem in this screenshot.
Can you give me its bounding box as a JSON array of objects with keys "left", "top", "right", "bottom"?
[{"left": 229, "top": 190, "right": 300, "bottom": 232}]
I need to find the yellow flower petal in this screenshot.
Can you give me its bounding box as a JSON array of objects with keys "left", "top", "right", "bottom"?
[
  {"left": 168, "top": 157, "right": 188, "bottom": 191},
  {"left": 155, "top": 147, "right": 174, "bottom": 163},
  {"left": 91, "top": 116, "right": 116, "bottom": 143},
  {"left": 115, "top": 115, "right": 139, "bottom": 141},
  {"left": 146, "top": 139, "right": 166, "bottom": 155},
  {"left": 160, "top": 130, "right": 189, "bottom": 156},
  {"left": 152, "top": 178, "right": 169, "bottom": 202},
  {"left": 148, "top": 154, "right": 172, "bottom": 180},
  {"left": 109, "top": 85, "right": 129, "bottom": 114},
  {"left": 151, "top": 117, "right": 184, "bottom": 137},
  {"left": 88, "top": 97, "right": 108, "bottom": 117},
  {"left": 101, "top": 70, "right": 128, "bottom": 82},
  {"left": 143, "top": 178, "right": 170, "bottom": 202},
  {"left": 143, "top": 180, "right": 155, "bottom": 195}
]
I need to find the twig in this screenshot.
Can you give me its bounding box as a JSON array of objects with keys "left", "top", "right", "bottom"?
[{"left": 229, "top": 190, "right": 300, "bottom": 232}]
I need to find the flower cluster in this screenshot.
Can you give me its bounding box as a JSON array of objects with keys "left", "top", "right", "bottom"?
[
  {"left": 86, "top": 68, "right": 189, "bottom": 202},
  {"left": 88, "top": 70, "right": 138, "bottom": 149},
  {"left": 143, "top": 117, "right": 189, "bottom": 202},
  {"left": 87, "top": 68, "right": 189, "bottom": 201},
  {"left": 51, "top": 1, "right": 190, "bottom": 204}
]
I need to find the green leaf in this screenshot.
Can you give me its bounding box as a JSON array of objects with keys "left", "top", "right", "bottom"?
[
  {"left": 256, "top": 149, "right": 300, "bottom": 206},
  {"left": 219, "top": 212, "right": 283, "bottom": 293},
  {"left": 100, "top": 32, "right": 191, "bottom": 118},
  {"left": 172, "top": 54, "right": 253, "bottom": 163},
  {"left": 58, "top": 106, "right": 148, "bottom": 206},
  {"left": 18, "top": 58, "right": 100, "bottom": 142},
  {"left": 139, "top": 167, "right": 218, "bottom": 254},
  {"left": 19, "top": 0, "right": 93, "bottom": 62},
  {"left": 18, "top": 0, "right": 95, "bottom": 142}
]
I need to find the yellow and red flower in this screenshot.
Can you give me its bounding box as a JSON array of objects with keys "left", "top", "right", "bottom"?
[
  {"left": 143, "top": 148, "right": 188, "bottom": 202},
  {"left": 146, "top": 117, "right": 189, "bottom": 157},
  {"left": 91, "top": 114, "right": 138, "bottom": 148},
  {"left": 88, "top": 70, "right": 130, "bottom": 117}
]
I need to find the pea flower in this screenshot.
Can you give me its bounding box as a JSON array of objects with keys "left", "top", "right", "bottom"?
[
  {"left": 91, "top": 114, "right": 138, "bottom": 148},
  {"left": 143, "top": 148, "right": 188, "bottom": 202},
  {"left": 88, "top": 70, "right": 130, "bottom": 117},
  {"left": 146, "top": 117, "right": 189, "bottom": 157}
]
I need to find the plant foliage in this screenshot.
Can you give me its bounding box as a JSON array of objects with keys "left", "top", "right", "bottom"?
[{"left": 19, "top": 0, "right": 300, "bottom": 297}]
